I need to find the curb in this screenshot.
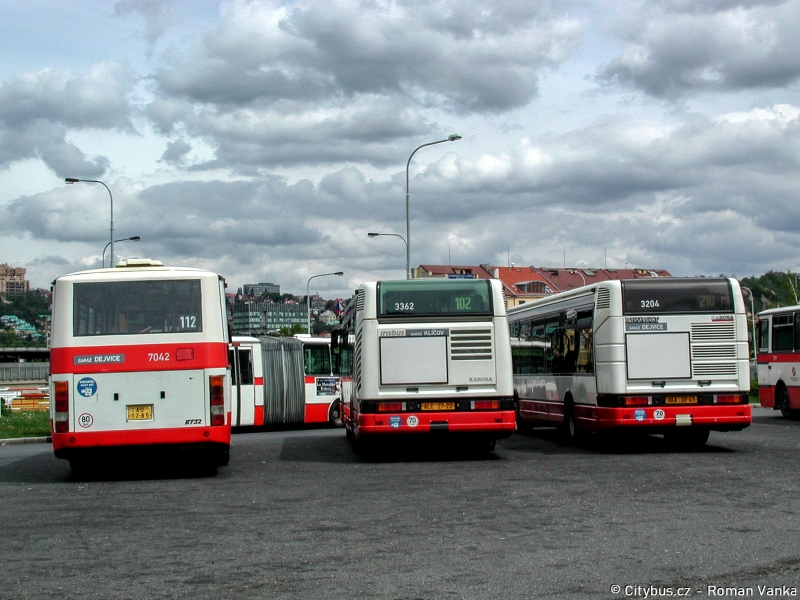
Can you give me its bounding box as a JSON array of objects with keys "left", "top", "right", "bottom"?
[{"left": 0, "top": 436, "right": 52, "bottom": 446}]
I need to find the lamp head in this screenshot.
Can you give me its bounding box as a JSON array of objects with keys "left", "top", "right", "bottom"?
[
  {"left": 334, "top": 272, "right": 344, "bottom": 276},
  {"left": 65, "top": 178, "right": 79, "bottom": 184},
  {"left": 448, "top": 134, "right": 462, "bottom": 142},
  {"left": 130, "top": 236, "right": 141, "bottom": 241},
  {"left": 368, "top": 233, "right": 379, "bottom": 238}
]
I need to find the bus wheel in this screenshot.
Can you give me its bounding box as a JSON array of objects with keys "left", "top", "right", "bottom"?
[
  {"left": 216, "top": 448, "right": 230, "bottom": 467},
  {"left": 515, "top": 394, "right": 532, "bottom": 434},
  {"left": 561, "top": 401, "right": 579, "bottom": 443},
  {"left": 328, "top": 400, "right": 344, "bottom": 428},
  {"left": 778, "top": 388, "right": 797, "bottom": 419}
]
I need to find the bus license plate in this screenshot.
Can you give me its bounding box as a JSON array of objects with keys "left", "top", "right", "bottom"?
[
  {"left": 664, "top": 396, "right": 698, "bottom": 405},
  {"left": 127, "top": 404, "right": 153, "bottom": 421},
  {"left": 421, "top": 402, "right": 455, "bottom": 411}
]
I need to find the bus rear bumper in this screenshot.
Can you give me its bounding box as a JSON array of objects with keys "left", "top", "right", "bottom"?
[
  {"left": 52, "top": 423, "right": 231, "bottom": 455},
  {"left": 356, "top": 410, "right": 516, "bottom": 437},
  {"left": 585, "top": 404, "right": 752, "bottom": 433}
]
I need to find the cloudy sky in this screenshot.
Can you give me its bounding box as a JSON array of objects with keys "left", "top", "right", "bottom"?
[{"left": 1, "top": 0, "right": 799, "bottom": 298}]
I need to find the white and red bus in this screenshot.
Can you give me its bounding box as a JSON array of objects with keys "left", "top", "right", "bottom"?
[
  {"left": 335, "top": 278, "right": 515, "bottom": 453},
  {"left": 756, "top": 305, "right": 800, "bottom": 418},
  {"left": 229, "top": 335, "right": 341, "bottom": 427},
  {"left": 508, "top": 277, "right": 751, "bottom": 447},
  {"left": 49, "top": 259, "right": 231, "bottom": 472}
]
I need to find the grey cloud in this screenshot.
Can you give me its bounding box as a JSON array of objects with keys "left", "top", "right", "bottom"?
[
  {"left": 151, "top": 0, "right": 583, "bottom": 117},
  {"left": 595, "top": 1, "right": 800, "bottom": 98},
  {"left": 0, "top": 64, "right": 133, "bottom": 176}
]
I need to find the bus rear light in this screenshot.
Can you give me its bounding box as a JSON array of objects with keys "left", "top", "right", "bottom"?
[
  {"left": 623, "top": 396, "right": 650, "bottom": 406},
  {"left": 54, "top": 381, "right": 69, "bottom": 433},
  {"left": 715, "top": 394, "right": 742, "bottom": 404},
  {"left": 209, "top": 375, "right": 225, "bottom": 426},
  {"left": 472, "top": 400, "right": 500, "bottom": 410},
  {"left": 377, "top": 402, "right": 404, "bottom": 412}
]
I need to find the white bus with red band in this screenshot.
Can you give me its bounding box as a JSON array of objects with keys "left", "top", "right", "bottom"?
[
  {"left": 49, "top": 260, "right": 231, "bottom": 472},
  {"left": 756, "top": 305, "right": 800, "bottom": 418},
  {"left": 229, "top": 335, "right": 341, "bottom": 427},
  {"left": 508, "top": 277, "right": 751, "bottom": 447},
  {"left": 335, "top": 278, "right": 515, "bottom": 453}
]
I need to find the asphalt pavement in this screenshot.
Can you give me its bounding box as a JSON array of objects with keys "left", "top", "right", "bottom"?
[{"left": 0, "top": 407, "right": 798, "bottom": 600}]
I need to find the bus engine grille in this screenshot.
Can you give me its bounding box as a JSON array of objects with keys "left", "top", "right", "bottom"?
[
  {"left": 691, "top": 323, "right": 736, "bottom": 341},
  {"left": 450, "top": 329, "right": 493, "bottom": 361}
]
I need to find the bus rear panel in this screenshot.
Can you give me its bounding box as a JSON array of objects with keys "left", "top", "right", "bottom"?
[
  {"left": 339, "top": 279, "right": 515, "bottom": 450},
  {"left": 49, "top": 262, "right": 231, "bottom": 469}
]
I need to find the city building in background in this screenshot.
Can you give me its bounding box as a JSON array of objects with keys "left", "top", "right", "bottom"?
[
  {"left": 243, "top": 282, "right": 280, "bottom": 297},
  {"left": 231, "top": 301, "right": 308, "bottom": 335},
  {"left": 0, "top": 263, "right": 30, "bottom": 297}
]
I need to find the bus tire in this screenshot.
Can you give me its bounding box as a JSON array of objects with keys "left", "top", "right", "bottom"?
[
  {"left": 216, "top": 448, "right": 230, "bottom": 467},
  {"left": 561, "top": 399, "right": 579, "bottom": 443},
  {"left": 778, "top": 387, "right": 797, "bottom": 419},
  {"left": 328, "top": 400, "right": 344, "bottom": 428}
]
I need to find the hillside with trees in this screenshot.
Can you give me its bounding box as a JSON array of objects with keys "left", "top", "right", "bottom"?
[{"left": 740, "top": 271, "right": 800, "bottom": 313}]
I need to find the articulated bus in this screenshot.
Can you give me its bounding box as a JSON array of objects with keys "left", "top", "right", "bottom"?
[
  {"left": 229, "top": 335, "right": 341, "bottom": 427},
  {"left": 507, "top": 277, "right": 751, "bottom": 447},
  {"left": 49, "top": 260, "right": 231, "bottom": 473},
  {"left": 756, "top": 305, "right": 800, "bottom": 418},
  {"left": 335, "top": 278, "right": 515, "bottom": 453}
]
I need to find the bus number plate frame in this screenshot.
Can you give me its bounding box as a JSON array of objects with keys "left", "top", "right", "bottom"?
[
  {"left": 127, "top": 404, "right": 154, "bottom": 421},
  {"left": 664, "top": 396, "right": 698, "bottom": 405},
  {"left": 421, "top": 402, "right": 455, "bottom": 411}
]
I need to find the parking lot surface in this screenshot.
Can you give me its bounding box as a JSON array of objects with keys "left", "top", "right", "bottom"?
[{"left": 1, "top": 407, "right": 798, "bottom": 599}]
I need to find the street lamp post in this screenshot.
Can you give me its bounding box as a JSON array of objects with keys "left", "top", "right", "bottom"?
[
  {"left": 405, "top": 134, "right": 461, "bottom": 280},
  {"left": 306, "top": 271, "right": 344, "bottom": 335},
  {"left": 368, "top": 232, "right": 407, "bottom": 275},
  {"left": 65, "top": 178, "right": 114, "bottom": 266},
  {"left": 102, "top": 236, "right": 140, "bottom": 268}
]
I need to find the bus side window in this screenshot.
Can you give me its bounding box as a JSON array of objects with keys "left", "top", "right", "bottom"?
[
  {"left": 544, "top": 315, "right": 559, "bottom": 374},
  {"left": 228, "top": 349, "right": 238, "bottom": 385},
  {"left": 304, "top": 345, "right": 331, "bottom": 376},
  {"left": 794, "top": 314, "right": 800, "bottom": 352},
  {"left": 772, "top": 315, "right": 793, "bottom": 352},
  {"left": 239, "top": 349, "right": 254, "bottom": 385},
  {"left": 758, "top": 319, "right": 769, "bottom": 353},
  {"left": 576, "top": 323, "right": 594, "bottom": 374},
  {"left": 530, "top": 318, "right": 546, "bottom": 374}
]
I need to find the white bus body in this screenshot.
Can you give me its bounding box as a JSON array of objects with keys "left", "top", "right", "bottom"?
[
  {"left": 49, "top": 260, "right": 231, "bottom": 470},
  {"left": 337, "top": 278, "right": 515, "bottom": 450},
  {"left": 756, "top": 305, "right": 800, "bottom": 418},
  {"left": 508, "top": 277, "right": 751, "bottom": 445},
  {"left": 229, "top": 335, "right": 340, "bottom": 426}
]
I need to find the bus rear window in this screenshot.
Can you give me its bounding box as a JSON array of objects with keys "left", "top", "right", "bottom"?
[
  {"left": 378, "top": 280, "right": 493, "bottom": 317},
  {"left": 73, "top": 279, "right": 203, "bottom": 336},
  {"left": 621, "top": 279, "right": 733, "bottom": 315}
]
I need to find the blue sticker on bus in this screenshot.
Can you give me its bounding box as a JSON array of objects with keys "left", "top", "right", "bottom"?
[
  {"left": 389, "top": 416, "right": 402, "bottom": 428},
  {"left": 77, "top": 377, "right": 98, "bottom": 398},
  {"left": 634, "top": 409, "right": 646, "bottom": 422}
]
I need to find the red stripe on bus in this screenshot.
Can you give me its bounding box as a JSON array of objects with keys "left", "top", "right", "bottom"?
[
  {"left": 305, "top": 376, "right": 316, "bottom": 384},
  {"left": 756, "top": 353, "right": 800, "bottom": 363},
  {"left": 51, "top": 422, "right": 231, "bottom": 451},
  {"left": 51, "top": 342, "right": 229, "bottom": 374},
  {"left": 305, "top": 402, "right": 330, "bottom": 423},
  {"left": 254, "top": 405, "right": 264, "bottom": 425},
  {"left": 254, "top": 377, "right": 264, "bottom": 386},
  {"left": 356, "top": 410, "right": 516, "bottom": 434}
]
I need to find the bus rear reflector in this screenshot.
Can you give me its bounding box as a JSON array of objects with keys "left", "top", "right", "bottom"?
[
  {"left": 54, "top": 381, "right": 69, "bottom": 433},
  {"left": 472, "top": 400, "right": 500, "bottom": 410},
  {"left": 209, "top": 375, "right": 225, "bottom": 426},
  {"left": 623, "top": 396, "right": 650, "bottom": 406},
  {"left": 377, "top": 402, "right": 404, "bottom": 412}
]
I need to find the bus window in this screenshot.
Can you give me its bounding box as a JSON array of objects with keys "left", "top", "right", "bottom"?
[
  {"left": 758, "top": 319, "right": 769, "bottom": 353},
  {"left": 531, "top": 318, "right": 546, "bottom": 373},
  {"left": 794, "top": 314, "right": 800, "bottom": 353},
  {"left": 772, "top": 315, "right": 793, "bottom": 352},
  {"left": 239, "top": 348, "right": 254, "bottom": 385},
  {"left": 544, "top": 315, "right": 559, "bottom": 374},
  {"left": 304, "top": 344, "right": 332, "bottom": 375}
]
